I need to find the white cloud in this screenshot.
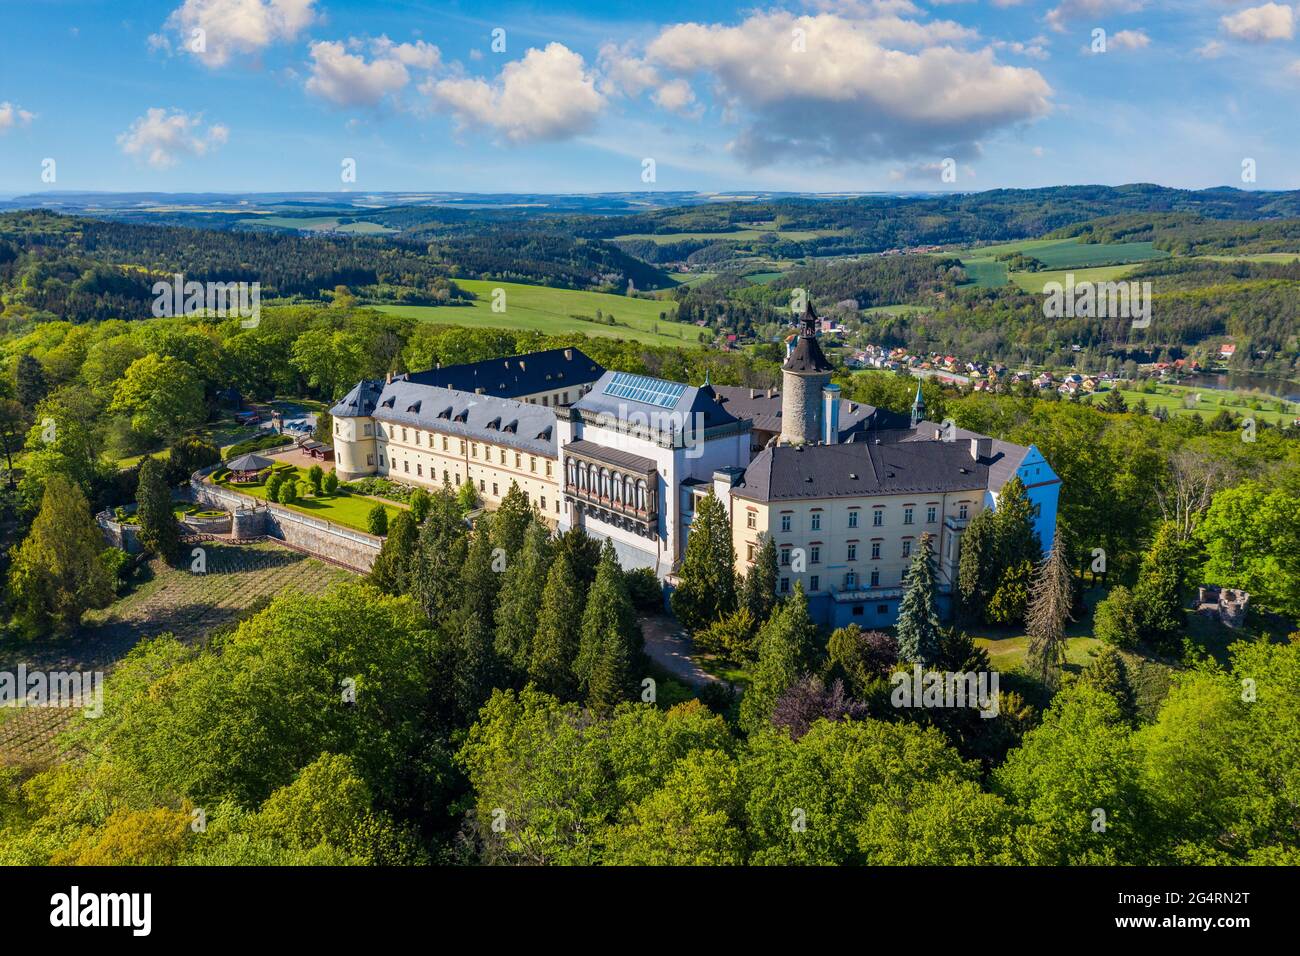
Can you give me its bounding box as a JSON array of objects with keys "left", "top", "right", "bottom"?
[
  {"left": 117, "top": 108, "right": 228, "bottom": 168},
  {"left": 643, "top": 12, "right": 1051, "bottom": 167},
  {"left": 597, "top": 42, "right": 661, "bottom": 97},
  {"left": 1196, "top": 39, "right": 1225, "bottom": 59},
  {"left": 653, "top": 79, "right": 701, "bottom": 116},
  {"left": 1045, "top": 0, "right": 1146, "bottom": 34},
  {"left": 305, "top": 37, "right": 440, "bottom": 107},
  {"left": 161, "top": 0, "right": 317, "bottom": 67},
  {"left": 994, "top": 36, "right": 1051, "bottom": 60},
  {"left": 0, "top": 102, "right": 35, "bottom": 133},
  {"left": 1110, "top": 29, "right": 1151, "bottom": 51},
  {"left": 1221, "top": 4, "right": 1295, "bottom": 42},
  {"left": 426, "top": 43, "right": 606, "bottom": 144}
]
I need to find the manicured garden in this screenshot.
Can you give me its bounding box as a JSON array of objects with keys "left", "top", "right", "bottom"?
[{"left": 211, "top": 462, "right": 402, "bottom": 534}]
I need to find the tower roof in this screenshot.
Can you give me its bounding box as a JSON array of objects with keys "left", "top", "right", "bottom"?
[{"left": 783, "top": 301, "right": 833, "bottom": 374}]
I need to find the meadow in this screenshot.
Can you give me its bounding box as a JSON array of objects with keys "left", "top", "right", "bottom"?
[
  {"left": 950, "top": 237, "right": 1169, "bottom": 291},
  {"left": 375, "top": 279, "right": 705, "bottom": 347}
]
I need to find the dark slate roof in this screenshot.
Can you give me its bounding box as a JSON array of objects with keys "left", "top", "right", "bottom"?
[
  {"left": 565, "top": 439, "right": 658, "bottom": 474},
  {"left": 404, "top": 347, "right": 603, "bottom": 400},
  {"left": 899, "top": 420, "right": 1032, "bottom": 493},
  {"left": 711, "top": 386, "right": 911, "bottom": 440},
  {"left": 733, "top": 440, "right": 990, "bottom": 502},
  {"left": 371, "top": 378, "right": 557, "bottom": 456},
  {"left": 784, "top": 302, "right": 833, "bottom": 374},
  {"left": 330, "top": 378, "right": 385, "bottom": 419},
  {"left": 573, "top": 371, "right": 745, "bottom": 436}
]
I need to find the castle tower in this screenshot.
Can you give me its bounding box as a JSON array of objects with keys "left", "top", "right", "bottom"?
[
  {"left": 910, "top": 380, "right": 926, "bottom": 428},
  {"left": 780, "top": 301, "right": 834, "bottom": 445}
]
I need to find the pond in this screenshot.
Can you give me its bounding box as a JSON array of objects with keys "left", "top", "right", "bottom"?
[{"left": 1176, "top": 371, "right": 1300, "bottom": 403}]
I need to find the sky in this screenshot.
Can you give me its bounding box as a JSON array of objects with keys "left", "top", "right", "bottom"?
[{"left": 2, "top": 0, "right": 1300, "bottom": 195}]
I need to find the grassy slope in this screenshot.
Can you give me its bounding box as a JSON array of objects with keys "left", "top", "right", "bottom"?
[{"left": 374, "top": 278, "right": 704, "bottom": 347}]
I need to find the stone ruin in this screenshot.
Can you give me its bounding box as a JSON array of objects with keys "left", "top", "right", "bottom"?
[{"left": 1196, "top": 585, "right": 1250, "bottom": 629}]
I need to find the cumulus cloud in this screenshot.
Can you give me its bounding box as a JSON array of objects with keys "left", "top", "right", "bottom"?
[
  {"left": 597, "top": 42, "right": 661, "bottom": 97},
  {"left": 425, "top": 43, "right": 606, "bottom": 143},
  {"left": 653, "top": 79, "right": 701, "bottom": 116},
  {"left": 994, "top": 36, "right": 1050, "bottom": 60},
  {"left": 0, "top": 102, "right": 35, "bottom": 133},
  {"left": 1196, "top": 39, "right": 1226, "bottom": 59},
  {"left": 1221, "top": 4, "right": 1294, "bottom": 42},
  {"left": 117, "top": 108, "right": 228, "bottom": 168},
  {"left": 642, "top": 12, "right": 1051, "bottom": 167},
  {"left": 306, "top": 36, "right": 440, "bottom": 107},
  {"left": 158, "top": 0, "right": 317, "bottom": 67},
  {"left": 1109, "top": 29, "right": 1151, "bottom": 51},
  {"left": 1045, "top": 0, "right": 1146, "bottom": 33}
]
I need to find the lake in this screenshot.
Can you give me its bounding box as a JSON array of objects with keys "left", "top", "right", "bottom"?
[{"left": 1177, "top": 372, "right": 1300, "bottom": 403}]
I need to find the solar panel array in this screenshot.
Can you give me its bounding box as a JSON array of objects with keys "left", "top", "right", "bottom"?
[{"left": 603, "top": 371, "right": 687, "bottom": 409}]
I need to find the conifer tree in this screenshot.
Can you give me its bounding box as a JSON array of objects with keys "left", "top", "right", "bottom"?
[
  {"left": 136, "top": 455, "right": 182, "bottom": 563},
  {"left": 454, "top": 611, "right": 497, "bottom": 720},
  {"left": 576, "top": 539, "right": 639, "bottom": 699},
  {"left": 366, "top": 503, "right": 388, "bottom": 536},
  {"left": 528, "top": 551, "right": 583, "bottom": 699},
  {"left": 896, "top": 533, "right": 943, "bottom": 665},
  {"left": 1133, "top": 521, "right": 1186, "bottom": 652},
  {"left": 460, "top": 515, "right": 502, "bottom": 628},
  {"left": 1026, "top": 527, "right": 1075, "bottom": 689},
  {"left": 671, "top": 490, "right": 736, "bottom": 631},
  {"left": 491, "top": 481, "right": 533, "bottom": 559},
  {"left": 1079, "top": 645, "right": 1137, "bottom": 725},
  {"left": 739, "top": 582, "right": 819, "bottom": 735},
  {"left": 368, "top": 509, "right": 418, "bottom": 595},
  {"left": 494, "top": 522, "right": 553, "bottom": 677},
  {"left": 740, "top": 533, "right": 778, "bottom": 625},
  {"left": 411, "top": 485, "right": 468, "bottom": 623}
]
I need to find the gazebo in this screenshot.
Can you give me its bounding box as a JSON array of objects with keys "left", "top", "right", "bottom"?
[{"left": 225, "top": 453, "right": 273, "bottom": 483}]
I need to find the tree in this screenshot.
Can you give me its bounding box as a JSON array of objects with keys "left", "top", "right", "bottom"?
[
  {"left": 491, "top": 482, "right": 533, "bottom": 559},
  {"left": 528, "top": 552, "right": 584, "bottom": 699},
  {"left": 739, "top": 582, "right": 819, "bottom": 735},
  {"left": 459, "top": 517, "right": 501, "bottom": 628},
  {"left": 1132, "top": 522, "right": 1187, "bottom": 652},
  {"left": 577, "top": 540, "right": 640, "bottom": 710},
  {"left": 165, "top": 434, "right": 220, "bottom": 485},
  {"left": 1080, "top": 646, "right": 1137, "bottom": 726},
  {"left": 323, "top": 470, "right": 339, "bottom": 495},
  {"left": 15, "top": 353, "right": 50, "bottom": 410},
  {"left": 109, "top": 354, "right": 205, "bottom": 441},
  {"left": 136, "top": 456, "right": 182, "bottom": 563},
  {"left": 456, "top": 479, "right": 479, "bottom": 513},
  {"left": 408, "top": 487, "right": 431, "bottom": 523},
  {"left": 896, "top": 534, "right": 943, "bottom": 665},
  {"left": 277, "top": 479, "right": 299, "bottom": 505},
  {"left": 366, "top": 504, "right": 388, "bottom": 536},
  {"left": 825, "top": 625, "right": 897, "bottom": 697},
  {"left": 739, "top": 533, "right": 778, "bottom": 625},
  {"left": 1102, "top": 389, "right": 1128, "bottom": 414},
  {"left": 368, "top": 510, "right": 418, "bottom": 595},
  {"left": 454, "top": 611, "right": 498, "bottom": 721},
  {"left": 0, "top": 398, "right": 28, "bottom": 488},
  {"left": 957, "top": 508, "right": 999, "bottom": 621},
  {"left": 1026, "top": 527, "right": 1075, "bottom": 689},
  {"left": 307, "top": 464, "right": 324, "bottom": 496},
  {"left": 671, "top": 490, "right": 736, "bottom": 632},
  {"left": 1196, "top": 482, "right": 1300, "bottom": 619},
  {"left": 694, "top": 607, "right": 758, "bottom": 662},
  {"left": 494, "top": 522, "right": 553, "bottom": 678},
  {"left": 770, "top": 676, "right": 866, "bottom": 740},
  {"left": 8, "top": 475, "right": 114, "bottom": 634},
  {"left": 1093, "top": 585, "right": 1141, "bottom": 649},
  {"left": 411, "top": 486, "right": 468, "bottom": 623},
  {"left": 311, "top": 410, "right": 333, "bottom": 445}
]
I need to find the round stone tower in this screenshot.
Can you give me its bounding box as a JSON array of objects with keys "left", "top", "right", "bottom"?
[{"left": 780, "top": 301, "right": 834, "bottom": 445}]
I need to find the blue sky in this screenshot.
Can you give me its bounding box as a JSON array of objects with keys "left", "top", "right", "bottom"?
[{"left": 2, "top": 0, "right": 1300, "bottom": 194}]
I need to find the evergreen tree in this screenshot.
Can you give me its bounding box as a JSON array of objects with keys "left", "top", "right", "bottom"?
[
  {"left": 740, "top": 533, "right": 778, "bottom": 625},
  {"left": 491, "top": 481, "right": 533, "bottom": 559},
  {"left": 408, "top": 487, "right": 431, "bottom": 524},
  {"left": 368, "top": 509, "right": 418, "bottom": 595},
  {"left": 366, "top": 504, "right": 388, "bottom": 536},
  {"left": 15, "top": 354, "right": 48, "bottom": 411},
  {"left": 671, "top": 490, "right": 737, "bottom": 631},
  {"left": 494, "top": 522, "right": 553, "bottom": 677},
  {"left": 554, "top": 527, "right": 602, "bottom": 592},
  {"left": 1026, "top": 528, "right": 1075, "bottom": 690},
  {"left": 454, "top": 611, "right": 498, "bottom": 720},
  {"left": 528, "top": 551, "right": 584, "bottom": 699},
  {"left": 9, "top": 475, "right": 114, "bottom": 634},
  {"left": 896, "top": 533, "right": 943, "bottom": 665},
  {"left": 411, "top": 486, "right": 469, "bottom": 623},
  {"left": 460, "top": 516, "right": 501, "bottom": 628},
  {"left": 957, "top": 509, "right": 998, "bottom": 622},
  {"left": 575, "top": 539, "right": 639, "bottom": 703},
  {"left": 136, "top": 456, "right": 181, "bottom": 563},
  {"left": 1133, "top": 521, "right": 1186, "bottom": 652},
  {"left": 739, "top": 582, "right": 820, "bottom": 735},
  {"left": 1079, "top": 645, "right": 1137, "bottom": 726}
]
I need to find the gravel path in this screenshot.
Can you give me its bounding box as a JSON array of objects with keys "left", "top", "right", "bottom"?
[{"left": 639, "top": 614, "right": 719, "bottom": 688}]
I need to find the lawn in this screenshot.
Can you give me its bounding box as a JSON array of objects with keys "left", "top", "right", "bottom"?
[
  {"left": 374, "top": 279, "right": 705, "bottom": 348},
  {"left": 958, "top": 259, "right": 1009, "bottom": 288},
  {"left": 214, "top": 465, "right": 402, "bottom": 533},
  {"left": 1114, "top": 381, "right": 1298, "bottom": 426}
]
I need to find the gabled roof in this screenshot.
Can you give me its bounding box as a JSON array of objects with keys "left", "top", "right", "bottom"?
[
  {"left": 371, "top": 378, "right": 557, "bottom": 456},
  {"left": 711, "top": 385, "right": 910, "bottom": 439},
  {"left": 573, "top": 370, "right": 745, "bottom": 435},
  {"left": 899, "top": 420, "right": 1056, "bottom": 494},
  {"left": 404, "top": 347, "right": 603, "bottom": 399}
]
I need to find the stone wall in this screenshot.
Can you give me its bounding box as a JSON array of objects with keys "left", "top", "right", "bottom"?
[
  {"left": 780, "top": 369, "right": 830, "bottom": 445},
  {"left": 191, "top": 469, "right": 382, "bottom": 573}
]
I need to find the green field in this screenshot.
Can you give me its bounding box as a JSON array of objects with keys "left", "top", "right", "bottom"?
[
  {"left": 668, "top": 271, "right": 717, "bottom": 287},
  {"left": 1011, "top": 263, "right": 1141, "bottom": 293},
  {"left": 1115, "top": 381, "right": 1298, "bottom": 426},
  {"left": 958, "top": 259, "right": 1009, "bottom": 288},
  {"left": 1198, "top": 253, "right": 1300, "bottom": 263},
  {"left": 744, "top": 271, "right": 783, "bottom": 284},
  {"left": 950, "top": 238, "right": 1168, "bottom": 291},
  {"left": 375, "top": 279, "right": 705, "bottom": 347}
]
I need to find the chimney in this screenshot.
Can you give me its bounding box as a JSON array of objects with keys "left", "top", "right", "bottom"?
[
  {"left": 822, "top": 382, "right": 841, "bottom": 445},
  {"left": 475, "top": 387, "right": 485, "bottom": 395},
  {"left": 749, "top": 388, "right": 757, "bottom": 400},
  {"left": 564, "top": 348, "right": 573, "bottom": 360},
  {"left": 767, "top": 387, "right": 775, "bottom": 399},
  {"left": 970, "top": 437, "right": 992, "bottom": 461},
  {"left": 385, "top": 370, "right": 392, "bottom": 385}
]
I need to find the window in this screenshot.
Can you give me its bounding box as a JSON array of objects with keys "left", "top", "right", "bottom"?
[
  {"left": 852, "top": 605, "right": 864, "bottom": 617},
  {"left": 402, "top": 428, "right": 408, "bottom": 442},
  {"left": 454, "top": 473, "right": 461, "bottom": 486},
  {"left": 927, "top": 505, "right": 937, "bottom": 523},
  {"left": 366, "top": 453, "right": 375, "bottom": 466},
  {"left": 878, "top": 604, "right": 889, "bottom": 615},
  {"left": 479, "top": 480, "right": 485, "bottom": 492},
  {"left": 780, "top": 577, "right": 791, "bottom": 594},
  {"left": 780, "top": 514, "right": 792, "bottom": 532},
  {"left": 379, "top": 454, "right": 385, "bottom": 466},
  {"left": 417, "top": 464, "right": 423, "bottom": 477},
  {"left": 810, "top": 512, "right": 821, "bottom": 531},
  {"left": 845, "top": 571, "right": 857, "bottom": 589},
  {"left": 403, "top": 460, "right": 409, "bottom": 473},
  {"left": 415, "top": 432, "right": 420, "bottom": 446},
  {"left": 540, "top": 496, "right": 546, "bottom": 510},
  {"left": 471, "top": 443, "right": 478, "bottom": 459},
  {"left": 515, "top": 453, "right": 521, "bottom": 468},
  {"left": 902, "top": 539, "right": 912, "bottom": 558},
  {"left": 530, "top": 457, "right": 537, "bottom": 473},
  {"left": 810, "top": 575, "right": 819, "bottom": 592},
  {"left": 443, "top": 470, "right": 449, "bottom": 483},
  {"left": 746, "top": 511, "right": 757, "bottom": 529},
  {"left": 563, "top": 392, "right": 569, "bottom": 404},
  {"left": 847, "top": 543, "right": 857, "bottom": 561},
  {"left": 870, "top": 570, "right": 880, "bottom": 587},
  {"left": 780, "top": 547, "right": 791, "bottom": 566},
  {"left": 442, "top": 436, "right": 448, "bottom": 451},
  {"left": 959, "top": 502, "right": 969, "bottom": 520},
  {"left": 500, "top": 449, "right": 506, "bottom": 464},
  {"left": 362, "top": 423, "right": 373, "bottom": 437},
  {"left": 460, "top": 441, "right": 466, "bottom": 455},
  {"left": 746, "top": 543, "right": 755, "bottom": 561},
  {"left": 904, "top": 507, "right": 913, "bottom": 525},
  {"left": 809, "top": 546, "right": 820, "bottom": 564},
  {"left": 545, "top": 461, "right": 552, "bottom": 478},
  {"left": 873, "top": 509, "right": 884, "bottom": 527},
  {"left": 871, "top": 541, "right": 881, "bottom": 560},
  {"left": 492, "top": 483, "right": 499, "bottom": 497},
  {"left": 848, "top": 510, "right": 859, "bottom": 529}
]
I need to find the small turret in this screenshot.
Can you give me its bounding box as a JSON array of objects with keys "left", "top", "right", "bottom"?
[
  {"left": 910, "top": 380, "right": 926, "bottom": 429},
  {"left": 780, "top": 301, "right": 834, "bottom": 445}
]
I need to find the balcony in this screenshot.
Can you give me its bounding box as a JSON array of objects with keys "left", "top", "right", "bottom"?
[{"left": 564, "top": 481, "right": 657, "bottom": 537}]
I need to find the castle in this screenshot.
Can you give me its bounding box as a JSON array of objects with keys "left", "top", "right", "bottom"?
[{"left": 330, "top": 304, "right": 1060, "bottom": 628}]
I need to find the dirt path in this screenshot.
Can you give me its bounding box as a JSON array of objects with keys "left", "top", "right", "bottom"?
[{"left": 639, "top": 614, "right": 719, "bottom": 688}]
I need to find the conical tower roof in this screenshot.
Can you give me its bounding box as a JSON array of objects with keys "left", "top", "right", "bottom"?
[{"left": 783, "top": 300, "right": 833, "bottom": 374}]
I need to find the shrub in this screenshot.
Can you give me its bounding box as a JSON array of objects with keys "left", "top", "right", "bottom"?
[
  {"left": 277, "top": 480, "right": 299, "bottom": 505},
  {"left": 367, "top": 504, "right": 389, "bottom": 536},
  {"left": 322, "top": 471, "right": 339, "bottom": 495},
  {"left": 1094, "top": 585, "right": 1140, "bottom": 649},
  {"left": 307, "top": 465, "right": 324, "bottom": 496}
]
